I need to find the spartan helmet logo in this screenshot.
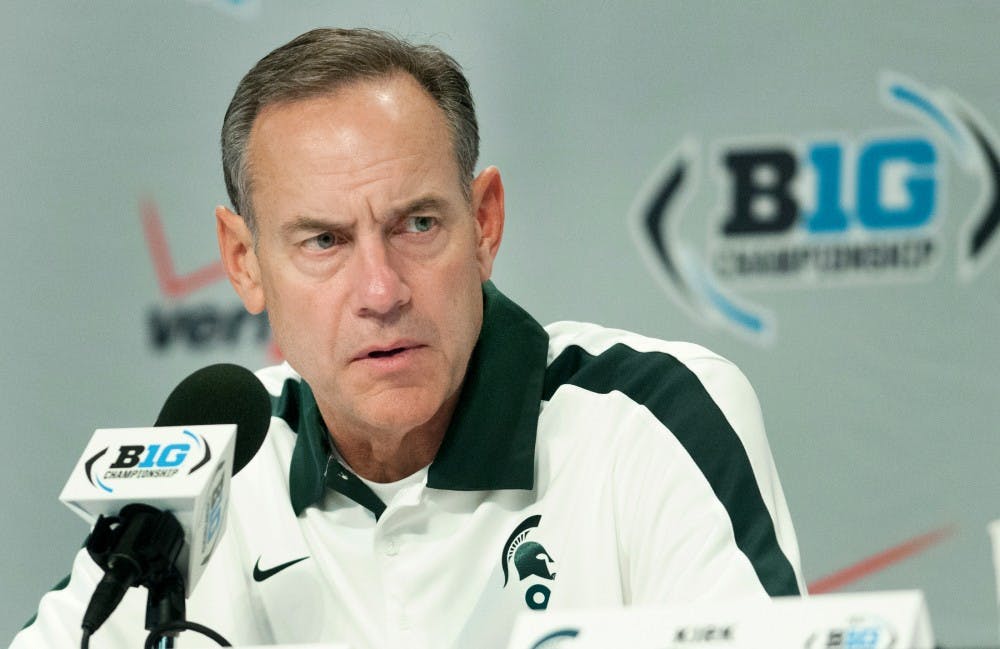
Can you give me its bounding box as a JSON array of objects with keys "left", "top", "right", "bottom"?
[
  {"left": 502, "top": 515, "right": 556, "bottom": 610},
  {"left": 514, "top": 541, "right": 556, "bottom": 581}
]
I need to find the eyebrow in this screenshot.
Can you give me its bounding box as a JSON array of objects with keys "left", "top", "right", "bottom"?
[
  {"left": 280, "top": 195, "right": 453, "bottom": 238},
  {"left": 280, "top": 215, "right": 342, "bottom": 239},
  {"left": 389, "top": 195, "right": 451, "bottom": 219}
]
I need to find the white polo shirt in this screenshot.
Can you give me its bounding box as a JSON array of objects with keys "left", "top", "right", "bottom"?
[{"left": 14, "top": 282, "right": 804, "bottom": 649}]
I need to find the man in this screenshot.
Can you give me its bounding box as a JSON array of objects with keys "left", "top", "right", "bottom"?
[{"left": 14, "top": 27, "right": 803, "bottom": 649}]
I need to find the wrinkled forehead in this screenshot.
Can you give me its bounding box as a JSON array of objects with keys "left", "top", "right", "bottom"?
[
  {"left": 244, "top": 76, "right": 465, "bottom": 220},
  {"left": 244, "top": 75, "right": 463, "bottom": 211}
]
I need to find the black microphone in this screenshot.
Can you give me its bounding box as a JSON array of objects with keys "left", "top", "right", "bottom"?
[
  {"left": 154, "top": 363, "right": 271, "bottom": 476},
  {"left": 73, "top": 364, "right": 271, "bottom": 639}
]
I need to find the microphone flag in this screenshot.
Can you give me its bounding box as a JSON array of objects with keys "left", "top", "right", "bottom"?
[{"left": 59, "top": 424, "right": 236, "bottom": 595}]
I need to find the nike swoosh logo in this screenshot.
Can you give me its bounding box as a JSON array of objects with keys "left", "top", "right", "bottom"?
[{"left": 252, "top": 555, "right": 309, "bottom": 582}]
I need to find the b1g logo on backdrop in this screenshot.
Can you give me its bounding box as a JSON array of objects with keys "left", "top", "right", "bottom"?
[{"left": 630, "top": 72, "right": 1000, "bottom": 343}]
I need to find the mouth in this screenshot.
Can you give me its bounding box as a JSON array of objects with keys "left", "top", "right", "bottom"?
[
  {"left": 367, "top": 346, "right": 409, "bottom": 359},
  {"left": 354, "top": 342, "right": 425, "bottom": 362}
]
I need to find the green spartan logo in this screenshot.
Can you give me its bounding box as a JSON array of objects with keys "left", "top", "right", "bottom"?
[{"left": 502, "top": 515, "right": 556, "bottom": 610}]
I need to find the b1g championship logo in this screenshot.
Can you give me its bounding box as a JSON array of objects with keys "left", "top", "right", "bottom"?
[
  {"left": 804, "top": 615, "right": 897, "bottom": 649},
  {"left": 630, "top": 72, "right": 1000, "bottom": 343},
  {"left": 70, "top": 427, "right": 230, "bottom": 566},
  {"left": 82, "top": 429, "right": 215, "bottom": 492}
]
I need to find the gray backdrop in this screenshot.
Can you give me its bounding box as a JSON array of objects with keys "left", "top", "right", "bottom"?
[{"left": 3, "top": 2, "right": 998, "bottom": 646}]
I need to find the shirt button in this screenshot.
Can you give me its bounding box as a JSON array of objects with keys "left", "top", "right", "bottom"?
[{"left": 385, "top": 538, "right": 399, "bottom": 556}]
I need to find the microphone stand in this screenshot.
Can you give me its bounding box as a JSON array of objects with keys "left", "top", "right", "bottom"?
[
  {"left": 145, "top": 568, "right": 186, "bottom": 648},
  {"left": 83, "top": 504, "right": 186, "bottom": 645}
]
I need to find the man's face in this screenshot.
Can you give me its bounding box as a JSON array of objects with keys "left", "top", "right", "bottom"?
[{"left": 218, "top": 74, "right": 503, "bottom": 441}]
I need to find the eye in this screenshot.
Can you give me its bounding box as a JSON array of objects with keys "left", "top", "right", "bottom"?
[
  {"left": 305, "top": 232, "right": 341, "bottom": 250},
  {"left": 402, "top": 216, "right": 436, "bottom": 234}
]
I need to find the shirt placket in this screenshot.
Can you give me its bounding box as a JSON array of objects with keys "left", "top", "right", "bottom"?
[{"left": 374, "top": 482, "right": 427, "bottom": 649}]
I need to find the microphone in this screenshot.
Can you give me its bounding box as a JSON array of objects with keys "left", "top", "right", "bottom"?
[
  {"left": 58, "top": 364, "right": 271, "bottom": 637},
  {"left": 154, "top": 363, "right": 270, "bottom": 474}
]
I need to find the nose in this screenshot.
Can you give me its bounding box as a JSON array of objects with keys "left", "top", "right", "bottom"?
[{"left": 350, "top": 236, "right": 411, "bottom": 319}]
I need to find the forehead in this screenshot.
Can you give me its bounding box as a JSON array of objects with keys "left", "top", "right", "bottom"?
[{"left": 245, "top": 75, "right": 459, "bottom": 209}]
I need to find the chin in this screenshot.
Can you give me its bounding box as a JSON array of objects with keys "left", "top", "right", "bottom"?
[{"left": 360, "top": 389, "right": 450, "bottom": 435}]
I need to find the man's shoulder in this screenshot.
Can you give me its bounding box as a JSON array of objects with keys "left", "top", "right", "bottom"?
[
  {"left": 539, "top": 320, "right": 763, "bottom": 445},
  {"left": 245, "top": 362, "right": 303, "bottom": 448},
  {"left": 253, "top": 361, "right": 302, "bottom": 396},
  {"left": 229, "top": 363, "right": 301, "bottom": 496},
  {"left": 542, "top": 320, "right": 745, "bottom": 387}
]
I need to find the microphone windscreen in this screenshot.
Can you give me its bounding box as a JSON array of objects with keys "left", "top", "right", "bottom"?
[{"left": 154, "top": 363, "right": 271, "bottom": 475}]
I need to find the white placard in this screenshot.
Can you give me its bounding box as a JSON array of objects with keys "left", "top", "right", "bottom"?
[{"left": 507, "top": 590, "right": 934, "bottom": 649}]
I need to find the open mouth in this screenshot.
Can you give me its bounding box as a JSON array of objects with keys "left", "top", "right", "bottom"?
[{"left": 367, "top": 347, "right": 408, "bottom": 359}]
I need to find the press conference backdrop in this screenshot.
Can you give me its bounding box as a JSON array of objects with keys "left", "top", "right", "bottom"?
[{"left": 3, "top": 2, "right": 998, "bottom": 646}]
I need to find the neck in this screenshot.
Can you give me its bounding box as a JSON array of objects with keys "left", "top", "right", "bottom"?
[{"left": 320, "top": 391, "right": 459, "bottom": 483}]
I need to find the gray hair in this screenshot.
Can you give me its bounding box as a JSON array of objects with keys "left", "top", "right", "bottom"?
[{"left": 221, "top": 27, "right": 480, "bottom": 234}]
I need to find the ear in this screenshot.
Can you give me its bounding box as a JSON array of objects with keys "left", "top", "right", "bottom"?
[
  {"left": 470, "top": 166, "right": 505, "bottom": 282},
  {"left": 216, "top": 205, "right": 266, "bottom": 314}
]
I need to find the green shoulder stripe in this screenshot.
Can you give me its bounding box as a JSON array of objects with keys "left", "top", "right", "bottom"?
[{"left": 542, "top": 343, "right": 800, "bottom": 597}]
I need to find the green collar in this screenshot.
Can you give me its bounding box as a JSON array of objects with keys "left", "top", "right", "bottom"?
[{"left": 279, "top": 281, "right": 549, "bottom": 516}]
